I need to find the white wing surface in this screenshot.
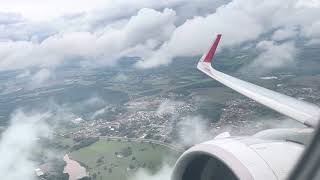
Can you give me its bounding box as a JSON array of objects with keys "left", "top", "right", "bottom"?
[{"left": 197, "top": 34, "right": 320, "bottom": 128}]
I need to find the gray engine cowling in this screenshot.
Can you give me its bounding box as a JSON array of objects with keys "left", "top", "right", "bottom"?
[{"left": 172, "top": 136, "right": 304, "bottom": 180}]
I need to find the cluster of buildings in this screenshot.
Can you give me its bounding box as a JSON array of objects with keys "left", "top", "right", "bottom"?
[
  {"left": 61, "top": 97, "right": 195, "bottom": 143},
  {"left": 118, "top": 99, "right": 195, "bottom": 141},
  {"left": 60, "top": 83, "right": 320, "bottom": 143},
  {"left": 212, "top": 85, "right": 320, "bottom": 136},
  {"left": 61, "top": 119, "right": 121, "bottom": 139}
]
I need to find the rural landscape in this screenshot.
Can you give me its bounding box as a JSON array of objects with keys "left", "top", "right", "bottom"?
[
  {"left": 1, "top": 42, "right": 320, "bottom": 179},
  {"left": 0, "top": 0, "right": 320, "bottom": 180}
]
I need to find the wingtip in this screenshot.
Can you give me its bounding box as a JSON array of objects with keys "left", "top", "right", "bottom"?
[{"left": 203, "top": 34, "right": 222, "bottom": 63}]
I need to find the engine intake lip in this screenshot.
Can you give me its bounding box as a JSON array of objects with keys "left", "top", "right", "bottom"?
[{"left": 172, "top": 143, "right": 254, "bottom": 180}]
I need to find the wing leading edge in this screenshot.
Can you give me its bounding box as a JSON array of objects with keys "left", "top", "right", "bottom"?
[{"left": 197, "top": 34, "right": 320, "bottom": 128}]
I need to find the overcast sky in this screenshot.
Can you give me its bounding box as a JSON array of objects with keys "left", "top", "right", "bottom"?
[
  {"left": 1, "top": 0, "right": 109, "bottom": 21},
  {"left": 0, "top": 0, "right": 320, "bottom": 72}
]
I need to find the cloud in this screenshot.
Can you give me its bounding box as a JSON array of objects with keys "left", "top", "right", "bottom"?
[
  {"left": 0, "top": 8, "right": 176, "bottom": 70},
  {"left": 0, "top": 111, "right": 51, "bottom": 180},
  {"left": 156, "top": 100, "right": 184, "bottom": 115},
  {"left": 0, "top": 21, "right": 57, "bottom": 42},
  {"left": 82, "top": 96, "right": 106, "bottom": 108},
  {"left": 244, "top": 40, "right": 297, "bottom": 74},
  {"left": 0, "top": 0, "right": 227, "bottom": 71},
  {"left": 0, "top": 12, "right": 23, "bottom": 24},
  {"left": 137, "top": 0, "right": 320, "bottom": 68},
  {"left": 31, "top": 68, "right": 53, "bottom": 85},
  {"left": 176, "top": 116, "right": 213, "bottom": 146},
  {"left": 130, "top": 164, "right": 173, "bottom": 180},
  {"left": 113, "top": 73, "right": 128, "bottom": 82},
  {"left": 136, "top": 0, "right": 264, "bottom": 68},
  {"left": 0, "top": 0, "right": 109, "bottom": 21},
  {"left": 16, "top": 70, "right": 31, "bottom": 78},
  {"left": 296, "top": 0, "right": 320, "bottom": 8},
  {"left": 272, "top": 28, "right": 298, "bottom": 41},
  {"left": 1, "top": 0, "right": 227, "bottom": 22},
  {"left": 0, "top": 0, "right": 225, "bottom": 39},
  {"left": 1, "top": 0, "right": 320, "bottom": 71},
  {"left": 304, "top": 20, "right": 320, "bottom": 44},
  {"left": 91, "top": 106, "right": 109, "bottom": 120}
]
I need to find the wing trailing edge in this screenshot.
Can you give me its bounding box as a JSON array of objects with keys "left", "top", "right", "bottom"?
[{"left": 197, "top": 34, "right": 320, "bottom": 128}]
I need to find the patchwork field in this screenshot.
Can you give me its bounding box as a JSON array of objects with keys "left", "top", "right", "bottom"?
[{"left": 70, "top": 139, "right": 180, "bottom": 180}]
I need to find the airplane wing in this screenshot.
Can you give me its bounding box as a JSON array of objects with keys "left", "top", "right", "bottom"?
[{"left": 197, "top": 34, "right": 320, "bottom": 128}]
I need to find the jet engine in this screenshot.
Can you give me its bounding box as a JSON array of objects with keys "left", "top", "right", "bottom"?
[{"left": 172, "top": 129, "right": 313, "bottom": 180}]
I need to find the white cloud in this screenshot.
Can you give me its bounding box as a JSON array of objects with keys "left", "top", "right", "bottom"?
[
  {"left": 0, "top": 21, "right": 57, "bottom": 42},
  {"left": 0, "top": 8, "right": 176, "bottom": 70},
  {"left": 137, "top": 0, "right": 320, "bottom": 68},
  {"left": 91, "top": 106, "right": 109, "bottom": 120},
  {"left": 156, "top": 100, "right": 184, "bottom": 115},
  {"left": 136, "top": 0, "right": 269, "bottom": 68},
  {"left": 1, "top": 0, "right": 320, "bottom": 71},
  {"left": 0, "top": 111, "right": 51, "bottom": 180},
  {"left": 272, "top": 28, "right": 298, "bottom": 41},
  {"left": 176, "top": 116, "right": 213, "bottom": 146},
  {"left": 0, "top": 0, "right": 109, "bottom": 21},
  {"left": 304, "top": 20, "right": 320, "bottom": 44},
  {"left": 16, "top": 70, "right": 31, "bottom": 78},
  {"left": 83, "top": 96, "right": 106, "bottom": 108},
  {"left": 245, "top": 40, "right": 297, "bottom": 74},
  {"left": 31, "top": 68, "right": 53, "bottom": 85},
  {"left": 114, "top": 73, "right": 128, "bottom": 82},
  {"left": 0, "top": 12, "right": 23, "bottom": 24},
  {"left": 131, "top": 164, "right": 173, "bottom": 180},
  {"left": 296, "top": 0, "right": 320, "bottom": 8},
  {"left": 1, "top": 0, "right": 227, "bottom": 23}
]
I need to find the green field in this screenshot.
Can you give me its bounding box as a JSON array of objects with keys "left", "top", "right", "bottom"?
[{"left": 70, "top": 139, "right": 180, "bottom": 180}]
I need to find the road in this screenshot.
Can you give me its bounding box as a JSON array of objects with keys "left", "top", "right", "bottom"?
[{"left": 99, "top": 136, "right": 185, "bottom": 153}]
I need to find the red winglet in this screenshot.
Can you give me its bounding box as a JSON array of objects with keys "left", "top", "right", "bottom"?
[{"left": 204, "top": 34, "right": 222, "bottom": 63}]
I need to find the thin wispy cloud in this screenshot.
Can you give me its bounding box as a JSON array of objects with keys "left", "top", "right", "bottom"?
[
  {"left": 243, "top": 40, "right": 298, "bottom": 74},
  {"left": 0, "top": 111, "right": 51, "bottom": 180}
]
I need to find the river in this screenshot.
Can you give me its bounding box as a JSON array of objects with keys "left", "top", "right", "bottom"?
[{"left": 63, "top": 154, "right": 88, "bottom": 180}]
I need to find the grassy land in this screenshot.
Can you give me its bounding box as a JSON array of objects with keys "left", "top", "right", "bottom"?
[{"left": 70, "top": 139, "right": 180, "bottom": 180}]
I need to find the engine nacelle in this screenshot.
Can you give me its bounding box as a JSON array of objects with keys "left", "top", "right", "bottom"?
[{"left": 172, "top": 134, "right": 306, "bottom": 180}]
